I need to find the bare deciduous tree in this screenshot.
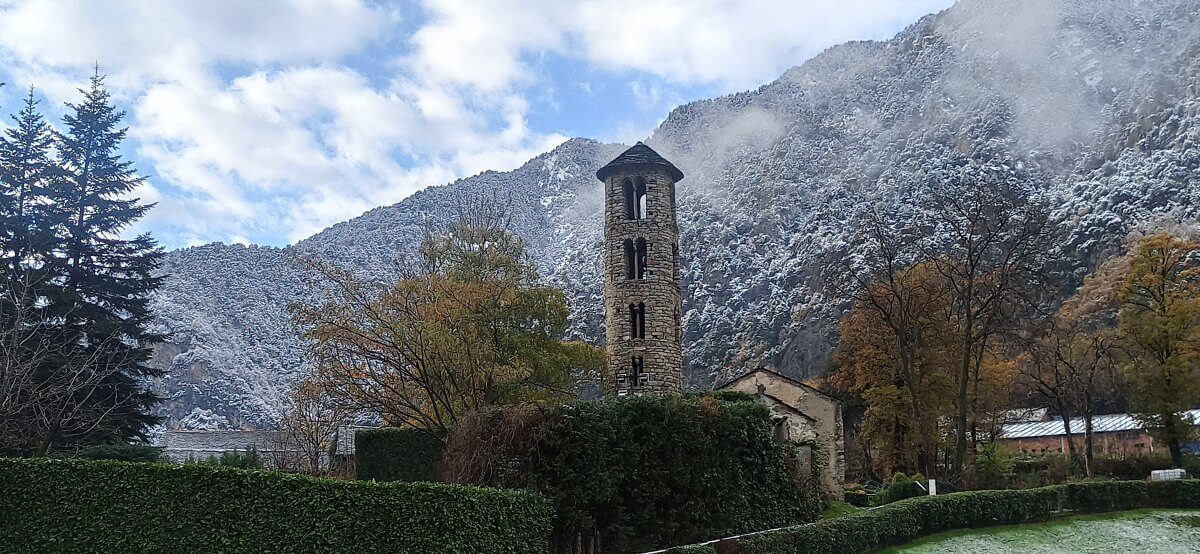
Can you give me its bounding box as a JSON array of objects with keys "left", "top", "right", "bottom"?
[
  {"left": 918, "top": 163, "right": 1057, "bottom": 476},
  {"left": 269, "top": 378, "right": 354, "bottom": 475},
  {"left": 1, "top": 297, "right": 136, "bottom": 456}
]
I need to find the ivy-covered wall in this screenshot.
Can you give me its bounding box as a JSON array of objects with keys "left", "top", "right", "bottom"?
[
  {"left": 443, "top": 392, "right": 822, "bottom": 553},
  {"left": 355, "top": 427, "right": 444, "bottom": 482}
]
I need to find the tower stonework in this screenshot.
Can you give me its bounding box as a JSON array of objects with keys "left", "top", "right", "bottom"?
[{"left": 597, "top": 142, "right": 684, "bottom": 397}]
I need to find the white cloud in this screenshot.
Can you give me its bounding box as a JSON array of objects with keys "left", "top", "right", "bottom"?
[
  {"left": 0, "top": 0, "right": 387, "bottom": 77},
  {"left": 0, "top": 0, "right": 565, "bottom": 245},
  {"left": 0, "top": 0, "right": 952, "bottom": 247},
  {"left": 409, "top": 0, "right": 955, "bottom": 91},
  {"left": 131, "top": 67, "right": 564, "bottom": 244}
]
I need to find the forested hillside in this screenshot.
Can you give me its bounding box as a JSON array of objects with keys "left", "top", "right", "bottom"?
[{"left": 150, "top": 0, "right": 1200, "bottom": 430}]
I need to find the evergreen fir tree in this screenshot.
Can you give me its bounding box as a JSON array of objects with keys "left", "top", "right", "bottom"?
[
  {"left": 0, "top": 88, "right": 60, "bottom": 308},
  {"left": 47, "top": 70, "right": 166, "bottom": 446}
]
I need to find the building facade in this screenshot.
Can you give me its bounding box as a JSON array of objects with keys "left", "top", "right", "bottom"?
[
  {"left": 719, "top": 368, "right": 846, "bottom": 499},
  {"left": 597, "top": 142, "right": 684, "bottom": 397}
]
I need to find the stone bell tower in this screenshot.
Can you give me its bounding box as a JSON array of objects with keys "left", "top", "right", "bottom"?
[{"left": 596, "top": 142, "right": 684, "bottom": 397}]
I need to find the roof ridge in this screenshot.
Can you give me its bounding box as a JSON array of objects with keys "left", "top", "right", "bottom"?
[{"left": 595, "top": 142, "right": 685, "bottom": 182}]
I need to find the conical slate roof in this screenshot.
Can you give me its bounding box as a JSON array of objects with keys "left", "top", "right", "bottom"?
[{"left": 595, "top": 142, "right": 685, "bottom": 182}]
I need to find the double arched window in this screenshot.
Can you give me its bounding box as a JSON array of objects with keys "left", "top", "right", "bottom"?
[
  {"left": 623, "top": 238, "right": 648, "bottom": 280},
  {"left": 629, "top": 302, "right": 646, "bottom": 339},
  {"left": 622, "top": 178, "right": 648, "bottom": 220}
]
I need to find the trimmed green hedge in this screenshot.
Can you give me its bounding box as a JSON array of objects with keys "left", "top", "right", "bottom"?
[
  {"left": 665, "top": 480, "right": 1200, "bottom": 554},
  {"left": 445, "top": 394, "right": 822, "bottom": 553},
  {"left": 0, "top": 457, "right": 551, "bottom": 553},
  {"left": 356, "top": 427, "right": 444, "bottom": 482}
]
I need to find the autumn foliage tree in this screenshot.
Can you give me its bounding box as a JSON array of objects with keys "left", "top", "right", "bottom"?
[
  {"left": 918, "top": 161, "right": 1056, "bottom": 475},
  {"left": 291, "top": 206, "right": 603, "bottom": 436},
  {"left": 1018, "top": 256, "right": 1124, "bottom": 476},
  {"left": 830, "top": 160, "right": 1053, "bottom": 480},
  {"left": 1115, "top": 232, "right": 1200, "bottom": 467},
  {"left": 832, "top": 262, "right": 957, "bottom": 478}
]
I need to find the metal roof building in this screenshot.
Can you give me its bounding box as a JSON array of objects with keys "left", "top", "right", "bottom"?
[{"left": 1000, "top": 409, "right": 1200, "bottom": 439}]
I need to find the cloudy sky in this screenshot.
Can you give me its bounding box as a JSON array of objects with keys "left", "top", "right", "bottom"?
[{"left": 0, "top": 0, "right": 953, "bottom": 249}]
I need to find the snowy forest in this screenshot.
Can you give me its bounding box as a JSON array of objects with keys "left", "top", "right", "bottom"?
[{"left": 147, "top": 0, "right": 1200, "bottom": 437}]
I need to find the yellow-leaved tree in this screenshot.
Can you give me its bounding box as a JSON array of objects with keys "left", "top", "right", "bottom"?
[
  {"left": 290, "top": 205, "right": 604, "bottom": 436},
  {"left": 832, "top": 262, "right": 959, "bottom": 478},
  {"left": 1115, "top": 232, "right": 1200, "bottom": 467}
]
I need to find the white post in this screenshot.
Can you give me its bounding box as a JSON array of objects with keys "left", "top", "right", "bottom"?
[{"left": 928, "top": 479, "right": 937, "bottom": 495}]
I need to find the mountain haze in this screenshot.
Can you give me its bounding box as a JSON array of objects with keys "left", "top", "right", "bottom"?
[{"left": 150, "top": 0, "right": 1200, "bottom": 430}]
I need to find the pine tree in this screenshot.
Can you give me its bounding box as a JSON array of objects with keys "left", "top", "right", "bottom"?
[
  {"left": 43, "top": 70, "right": 166, "bottom": 448},
  {"left": 0, "top": 88, "right": 60, "bottom": 309}
]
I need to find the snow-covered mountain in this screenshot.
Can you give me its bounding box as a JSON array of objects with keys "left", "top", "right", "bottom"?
[{"left": 150, "top": 0, "right": 1200, "bottom": 430}]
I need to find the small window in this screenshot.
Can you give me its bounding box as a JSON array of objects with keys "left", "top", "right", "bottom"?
[
  {"left": 631, "top": 356, "right": 646, "bottom": 387},
  {"left": 635, "top": 178, "right": 648, "bottom": 220},
  {"left": 629, "top": 302, "right": 646, "bottom": 339},
  {"left": 635, "top": 238, "right": 647, "bottom": 279},
  {"left": 672, "top": 243, "right": 679, "bottom": 280},
  {"left": 772, "top": 417, "right": 790, "bottom": 441},
  {"left": 622, "top": 179, "right": 635, "bottom": 220},
  {"left": 623, "top": 239, "right": 635, "bottom": 279}
]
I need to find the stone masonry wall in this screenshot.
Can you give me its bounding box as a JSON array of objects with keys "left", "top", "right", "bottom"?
[
  {"left": 603, "top": 167, "right": 683, "bottom": 396},
  {"left": 722, "top": 370, "right": 846, "bottom": 499}
]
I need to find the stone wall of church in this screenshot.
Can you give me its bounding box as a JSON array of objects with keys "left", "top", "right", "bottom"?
[
  {"left": 602, "top": 167, "right": 683, "bottom": 396},
  {"left": 721, "top": 370, "right": 846, "bottom": 499}
]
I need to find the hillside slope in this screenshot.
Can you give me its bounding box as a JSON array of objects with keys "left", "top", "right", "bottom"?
[{"left": 150, "top": 0, "right": 1200, "bottom": 430}]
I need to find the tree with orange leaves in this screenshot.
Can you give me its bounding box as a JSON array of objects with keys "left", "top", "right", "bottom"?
[
  {"left": 291, "top": 204, "right": 604, "bottom": 436},
  {"left": 832, "top": 262, "right": 958, "bottom": 478}
]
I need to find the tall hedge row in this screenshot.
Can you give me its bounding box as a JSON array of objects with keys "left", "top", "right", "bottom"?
[
  {"left": 444, "top": 393, "right": 822, "bottom": 554},
  {"left": 0, "top": 457, "right": 551, "bottom": 553},
  {"left": 356, "top": 427, "right": 444, "bottom": 482},
  {"left": 665, "top": 480, "right": 1200, "bottom": 554}
]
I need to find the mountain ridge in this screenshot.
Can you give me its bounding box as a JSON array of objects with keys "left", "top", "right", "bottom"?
[{"left": 149, "top": 0, "right": 1200, "bottom": 431}]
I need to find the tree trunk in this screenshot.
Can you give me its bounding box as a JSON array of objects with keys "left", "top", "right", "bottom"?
[
  {"left": 34, "top": 421, "right": 58, "bottom": 457},
  {"left": 954, "top": 320, "right": 972, "bottom": 476},
  {"left": 1058, "top": 402, "right": 1077, "bottom": 474},
  {"left": 1082, "top": 393, "right": 1095, "bottom": 477},
  {"left": 1166, "top": 416, "right": 1185, "bottom": 468}
]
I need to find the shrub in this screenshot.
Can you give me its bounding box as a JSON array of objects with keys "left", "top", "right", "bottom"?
[
  {"left": 667, "top": 480, "right": 1200, "bottom": 553},
  {"left": 1011, "top": 453, "right": 1200, "bottom": 487},
  {"left": 0, "top": 457, "right": 551, "bottom": 553},
  {"left": 974, "top": 442, "right": 1015, "bottom": 489},
  {"left": 443, "top": 394, "right": 822, "bottom": 553},
  {"left": 356, "top": 428, "right": 444, "bottom": 482},
  {"left": 843, "top": 489, "right": 869, "bottom": 508},
  {"left": 871, "top": 471, "right": 926, "bottom": 506},
  {"left": 215, "top": 447, "right": 263, "bottom": 469},
  {"left": 73, "top": 444, "right": 164, "bottom": 463}
]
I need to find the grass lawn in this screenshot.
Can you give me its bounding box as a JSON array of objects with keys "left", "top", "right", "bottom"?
[
  {"left": 820, "top": 501, "right": 862, "bottom": 520},
  {"left": 881, "top": 509, "right": 1200, "bottom": 553}
]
